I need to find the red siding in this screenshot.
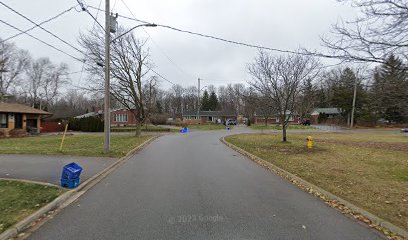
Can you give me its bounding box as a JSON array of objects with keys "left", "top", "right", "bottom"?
[{"left": 40, "top": 122, "right": 65, "bottom": 132}]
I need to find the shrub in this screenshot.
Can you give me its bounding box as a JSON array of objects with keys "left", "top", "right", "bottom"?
[
  {"left": 150, "top": 114, "right": 168, "bottom": 125},
  {"left": 68, "top": 117, "right": 103, "bottom": 132}
]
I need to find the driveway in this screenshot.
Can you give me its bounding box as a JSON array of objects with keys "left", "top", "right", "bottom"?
[
  {"left": 0, "top": 154, "right": 115, "bottom": 185},
  {"left": 27, "top": 127, "right": 384, "bottom": 240}
]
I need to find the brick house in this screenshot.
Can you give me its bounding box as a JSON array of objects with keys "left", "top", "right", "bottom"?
[
  {"left": 182, "top": 111, "right": 236, "bottom": 124},
  {"left": 310, "top": 108, "right": 341, "bottom": 124},
  {"left": 111, "top": 109, "right": 137, "bottom": 126},
  {"left": 0, "top": 102, "right": 52, "bottom": 137},
  {"left": 253, "top": 111, "right": 300, "bottom": 124},
  {"left": 74, "top": 108, "right": 137, "bottom": 126}
]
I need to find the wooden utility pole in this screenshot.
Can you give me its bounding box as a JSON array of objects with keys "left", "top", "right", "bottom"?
[
  {"left": 196, "top": 78, "right": 200, "bottom": 122},
  {"left": 350, "top": 79, "right": 357, "bottom": 128},
  {"left": 104, "top": 0, "right": 111, "bottom": 152}
]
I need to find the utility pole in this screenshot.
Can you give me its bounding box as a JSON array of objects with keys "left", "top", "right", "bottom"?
[
  {"left": 350, "top": 78, "right": 357, "bottom": 128},
  {"left": 196, "top": 78, "right": 200, "bottom": 122},
  {"left": 104, "top": 0, "right": 111, "bottom": 153}
]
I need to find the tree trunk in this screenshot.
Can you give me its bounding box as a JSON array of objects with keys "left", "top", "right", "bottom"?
[
  {"left": 282, "top": 124, "right": 287, "bottom": 142},
  {"left": 135, "top": 122, "right": 141, "bottom": 137}
]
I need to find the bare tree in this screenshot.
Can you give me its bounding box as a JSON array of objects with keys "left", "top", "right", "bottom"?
[
  {"left": 79, "top": 28, "right": 158, "bottom": 136},
  {"left": 43, "top": 62, "right": 69, "bottom": 108},
  {"left": 248, "top": 50, "right": 320, "bottom": 141},
  {"left": 322, "top": 0, "right": 408, "bottom": 66},
  {"left": 23, "top": 57, "right": 52, "bottom": 108},
  {"left": 0, "top": 40, "right": 30, "bottom": 99}
]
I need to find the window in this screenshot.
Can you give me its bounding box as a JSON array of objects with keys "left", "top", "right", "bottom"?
[
  {"left": 0, "top": 113, "right": 8, "bottom": 128},
  {"left": 114, "top": 114, "right": 128, "bottom": 122}
]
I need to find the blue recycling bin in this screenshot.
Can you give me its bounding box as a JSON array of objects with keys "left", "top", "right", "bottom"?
[
  {"left": 180, "top": 127, "right": 189, "bottom": 133},
  {"left": 61, "top": 178, "right": 80, "bottom": 189},
  {"left": 61, "top": 162, "right": 83, "bottom": 179},
  {"left": 61, "top": 162, "right": 82, "bottom": 189}
]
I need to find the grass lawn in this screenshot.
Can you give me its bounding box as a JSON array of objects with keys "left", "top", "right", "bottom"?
[
  {"left": 187, "top": 124, "right": 231, "bottom": 131},
  {"left": 0, "top": 134, "right": 153, "bottom": 158},
  {"left": 249, "top": 124, "right": 316, "bottom": 130},
  {"left": 0, "top": 180, "right": 64, "bottom": 233},
  {"left": 225, "top": 131, "right": 408, "bottom": 230}
]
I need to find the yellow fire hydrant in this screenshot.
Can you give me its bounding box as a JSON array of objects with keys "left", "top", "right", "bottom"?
[{"left": 306, "top": 136, "right": 313, "bottom": 149}]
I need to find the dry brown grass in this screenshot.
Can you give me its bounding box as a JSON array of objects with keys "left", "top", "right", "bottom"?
[{"left": 225, "top": 131, "right": 408, "bottom": 231}]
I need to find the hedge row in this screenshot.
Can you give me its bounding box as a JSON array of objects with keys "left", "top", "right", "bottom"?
[
  {"left": 68, "top": 117, "right": 104, "bottom": 132},
  {"left": 111, "top": 127, "right": 171, "bottom": 132}
]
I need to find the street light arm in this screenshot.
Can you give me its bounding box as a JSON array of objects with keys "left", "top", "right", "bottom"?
[{"left": 111, "top": 23, "right": 157, "bottom": 43}]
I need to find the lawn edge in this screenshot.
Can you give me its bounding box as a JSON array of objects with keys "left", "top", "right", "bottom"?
[
  {"left": 220, "top": 135, "right": 407, "bottom": 240},
  {"left": 0, "top": 135, "right": 159, "bottom": 240},
  {"left": 0, "top": 178, "right": 60, "bottom": 188}
]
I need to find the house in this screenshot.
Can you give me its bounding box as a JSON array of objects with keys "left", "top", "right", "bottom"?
[
  {"left": 111, "top": 109, "right": 137, "bottom": 126},
  {"left": 253, "top": 111, "right": 300, "bottom": 125},
  {"left": 0, "top": 102, "right": 52, "bottom": 137},
  {"left": 182, "top": 111, "right": 236, "bottom": 124},
  {"left": 310, "top": 108, "right": 341, "bottom": 124},
  {"left": 74, "top": 108, "right": 137, "bottom": 126}
]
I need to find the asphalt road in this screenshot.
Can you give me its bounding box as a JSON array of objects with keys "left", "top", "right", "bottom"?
[
  {"left": 0, "top": 154, "right": 114, "bottom": 185},
  {"left": 29, "top": 129, "right": 384, "bottom": 240}
]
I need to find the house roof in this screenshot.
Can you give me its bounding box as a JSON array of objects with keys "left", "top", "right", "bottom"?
[
  {"left": 74, "top": 112, "right": 101, "bottom": 119},
  {"left": 182, "top": 111, "right": 235, "bottom": 117},
  {"left": 312, "top": 108, "right": 341, "bottom": 115},
  {"left": 0, "top": 102, "right": 52, "bottom": 115},
  {"left": 74, "top": 109, "right": 134, "bottom": 119},
  {"left": 254, "top": 110, "right": 295, "bottom": 116}
]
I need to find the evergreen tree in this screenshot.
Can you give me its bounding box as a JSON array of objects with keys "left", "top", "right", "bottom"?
[
  {"left": 200, "top": 90, "right": 210, "bottom": 111},
  {"left": 371, "top": 54, "right": 407, "bottom": 123},
  {"left": 208, "top": 91, "right": 219, "bottom": 111},
  {"left": 330, "top": 67, "right": 365, "bottom": 123},
  {"left": 297, "top": 78, "right": 317, "bottom": 118}
]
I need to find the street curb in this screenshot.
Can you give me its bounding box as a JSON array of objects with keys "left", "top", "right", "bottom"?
[
  {"left": 220, "top": 136, "right": 408, "bottom": 240},
  {"left": 0, "top": 135, "right": 159, "bottom": 240}
]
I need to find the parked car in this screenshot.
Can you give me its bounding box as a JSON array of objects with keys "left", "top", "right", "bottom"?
[
  {"left": 226, "top": 119, "right": 237, "bottom": 125},
  {"left": 302, "top": 118, "right": 311, "bottom": 126}
]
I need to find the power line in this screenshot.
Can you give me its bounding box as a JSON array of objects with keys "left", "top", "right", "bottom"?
[
  {"left": 119, "top": 0, "right": 192, "bottom": 79},
  {"left": 156, "top": 24, "right": 339, "bottom": 59},
  {"left": 87, "top": 5, "right": 149, "bottom": 24},
  {"left": 76, "top": 1, "right": 176, "bottom": 86},
  {"left": 0, "top": 1, "right": 85, "bottom": 55},
  {"left": 0, "top": 18, "right": 91, "bottom": 66},
  {"left": 76, "top": 0, "right": 105, "bottom": 31},
  {"left": 148, "top": 66, "right": 175, "bottom": 85},
  {"left": 63, "top": 70, "right": 84, "bottom": 75},
  {"left": 77, "top": 0, "right": 103, "bottom": 84},
  {"left": 86, "top": 5, "right": 339, "bottom": 60},
  {"left": 0, "top": 5, "right": 77, "bottom": 43}
]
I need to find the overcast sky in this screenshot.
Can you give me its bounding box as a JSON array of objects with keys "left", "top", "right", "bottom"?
[{"left": 0, "top": 0, "right": 357, "bottom": 90}]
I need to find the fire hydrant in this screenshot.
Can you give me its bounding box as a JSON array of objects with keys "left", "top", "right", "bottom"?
[{"left": 306, "top": 136, "right": 313, "bottom": 149}]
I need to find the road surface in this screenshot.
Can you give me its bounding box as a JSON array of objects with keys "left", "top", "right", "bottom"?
[{"left": 29, "top": 128, "right": 384, "bottom": 240}]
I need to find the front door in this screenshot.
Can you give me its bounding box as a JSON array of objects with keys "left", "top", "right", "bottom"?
[{"left": 14, "top": 114, "right": 23, "bottom": 129}]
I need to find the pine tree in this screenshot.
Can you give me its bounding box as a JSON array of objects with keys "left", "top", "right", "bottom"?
[
  {"left": 371, "top": 54, "right": 407, "bottom": 123},
  {"left": 208, "top": 91, "right": 219, "bottom": 111},
  {"left": 330, "top": 67, "right": 365, "bottom": 122},
  {"left": 200, "top": 90, "right": 210, "bottom": 111}
]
